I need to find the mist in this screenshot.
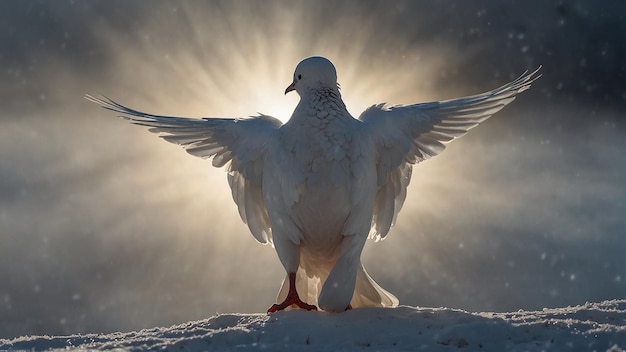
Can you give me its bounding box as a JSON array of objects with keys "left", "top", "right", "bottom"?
[{"left": 1, "top": 0, "right": 625, "bottom": 338}]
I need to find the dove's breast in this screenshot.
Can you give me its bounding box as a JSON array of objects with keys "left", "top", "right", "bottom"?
[{"left": 263, "top": 110, "right": 377, "bottom": 256}]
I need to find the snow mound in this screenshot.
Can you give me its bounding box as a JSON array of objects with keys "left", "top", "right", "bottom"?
[{"left": 2, "top": 300, "right": 625, "bottom": 351}]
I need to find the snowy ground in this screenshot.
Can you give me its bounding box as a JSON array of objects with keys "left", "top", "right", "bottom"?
[{"left": 2, "top": 300, "right": 624, "bottom": 352}]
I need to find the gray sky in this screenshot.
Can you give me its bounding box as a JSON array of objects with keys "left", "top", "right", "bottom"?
[{"left": 0, "top": 0, "right": 625, "bottom": 338}]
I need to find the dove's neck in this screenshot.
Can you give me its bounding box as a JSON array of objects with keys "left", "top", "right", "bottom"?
[{"left": 293, "top": 86, "right": 350, "bottom": 122}]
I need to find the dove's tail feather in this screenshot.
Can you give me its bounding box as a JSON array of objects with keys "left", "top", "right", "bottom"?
[
  {"left": 351, "top": 263, "right": 399, "bottom": 308},
  {"left": 275, "top": 262, "right": 398, "bottom": 310}
]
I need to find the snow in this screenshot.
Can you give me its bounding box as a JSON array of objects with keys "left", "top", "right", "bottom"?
[{"left": 2, "top": 300, "right": 624, "bottom": 351}]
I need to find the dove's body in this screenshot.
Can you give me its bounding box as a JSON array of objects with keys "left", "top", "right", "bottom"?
[
  {"left": 87, "top": 56, "right": 540, "bottom": 313},
  {"left": 265, "top": 85, "right": 385, "bottom": 311}
]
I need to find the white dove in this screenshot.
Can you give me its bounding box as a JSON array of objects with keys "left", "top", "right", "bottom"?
[{"left": 86, "top": 56, "right": 540, "bottom": 313}]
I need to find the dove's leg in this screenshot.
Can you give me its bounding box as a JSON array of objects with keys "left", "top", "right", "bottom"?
[
  {"left": 318, "top": 234, "right": 367, "bottom": 312},
  {"left": 267, "top": 272, "right": 317, "bottom": 312},
  {"left": 268, "top": 239, "right": 318, "bottom": 313}
]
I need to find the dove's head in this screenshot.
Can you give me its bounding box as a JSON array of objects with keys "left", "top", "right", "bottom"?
[{"left": 285, "top": 56, "right": 338, "bottom": 96}]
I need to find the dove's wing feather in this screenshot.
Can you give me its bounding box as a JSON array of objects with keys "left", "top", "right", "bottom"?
[
  {"left": 359, "top": 67, "right": 541, "bottom": 240},
  {"left": 85, "top": 95, "right": 282, "bottom": 244}
]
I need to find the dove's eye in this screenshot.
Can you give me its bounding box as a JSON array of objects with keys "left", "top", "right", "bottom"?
[{"left": 297, "top": 74, "right": 302, "bottom": 80}]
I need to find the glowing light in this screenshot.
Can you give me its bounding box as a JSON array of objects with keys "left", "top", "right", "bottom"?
[
  {"left": 94, "top": 3, "right": 447, "bottom": 122},
  {"left": 87, "top": 2, "right": 451, "bottom": 249}
]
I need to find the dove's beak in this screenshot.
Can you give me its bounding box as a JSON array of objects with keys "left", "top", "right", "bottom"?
[{"left": 284, "top": 81, "right": 296, "bottom": 95}]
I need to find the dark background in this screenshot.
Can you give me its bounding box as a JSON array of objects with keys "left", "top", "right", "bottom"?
[{"left": 1, "top": 0, "right": 624, "bottom": 339}]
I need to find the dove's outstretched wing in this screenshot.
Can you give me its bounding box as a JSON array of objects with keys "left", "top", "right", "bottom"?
[
  {"left": 85, "top": 95, "right": 283, "bottom": 244},
  {"left": 358, "top": 67, "right": 541, "bottom": 241}
]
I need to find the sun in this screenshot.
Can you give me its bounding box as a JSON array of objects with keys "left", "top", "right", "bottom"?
[{"left": 95, "top": 1, "right": 445, "bottom": 124}]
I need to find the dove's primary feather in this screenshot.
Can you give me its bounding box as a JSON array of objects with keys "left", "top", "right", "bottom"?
[
  {"left": 359, "top": 67, "right": 541, "bottom": 240},
  {"left": 87, "top": 57, "right": 540, "bottom": 312},
  {"left": 84, "top": 95, "right": 281, "bottom": 244}
]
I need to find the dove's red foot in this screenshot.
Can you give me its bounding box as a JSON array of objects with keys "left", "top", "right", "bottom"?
[{"left": 267, "top": 273, "right": 318, "bottom": 313}]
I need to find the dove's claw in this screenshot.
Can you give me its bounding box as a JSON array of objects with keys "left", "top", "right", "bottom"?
[
  {"left": 267, "top": 273, "right": 318, "bottom": 313},
  {"left": 267, "top": 298, "right": 317, "bottom": 313}
]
